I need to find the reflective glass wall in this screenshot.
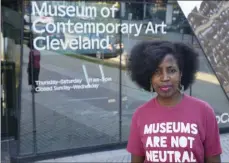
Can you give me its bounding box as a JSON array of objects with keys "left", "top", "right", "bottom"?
[
  {"left": 16, "top": 0, "right": 229, "bottom": 158},
  {"left": 22, "top": 0, "right": 121, "bottom": 155},
  {"left": 178, "top": 1, "right": 229, "bottom": 128},
  {"left": 1, "top": 2, "right": 22, "bottom": 161}
]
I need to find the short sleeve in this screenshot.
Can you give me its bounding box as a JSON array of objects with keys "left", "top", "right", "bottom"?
[
  {"left": 126, "top": 112, "right": 145, "bottom": 156},
  {"left": 203, "top": 103, "right": 222, "bottom": 157}
]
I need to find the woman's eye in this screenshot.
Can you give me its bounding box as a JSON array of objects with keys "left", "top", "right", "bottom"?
[{"left": 170, "top": 69, "right": 176, "bottom": 73}]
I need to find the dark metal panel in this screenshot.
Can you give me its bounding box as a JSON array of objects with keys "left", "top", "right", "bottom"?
[{"left": 16, "top": 0, "right": 24, "bottom": 156}]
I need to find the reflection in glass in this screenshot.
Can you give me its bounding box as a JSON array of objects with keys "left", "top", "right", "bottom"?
[
  {"left": 2, "top": 3, "right": 35, "bottom": 155},
  {"left": 178, "top": 1, "right": 229, "bottom": 128},
  {"left": 16, "top": 0, "right": 229, "bottom": 157},
  {"left": 121, "top": 1, "right": 194, "bottom": 142},
  {"left": 23, "top": 0, "right": 121, "bottom": 154}
]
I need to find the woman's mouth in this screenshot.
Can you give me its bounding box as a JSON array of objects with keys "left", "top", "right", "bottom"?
[{"left": 159, "top": 85, "right": 172, "bottom": 92}]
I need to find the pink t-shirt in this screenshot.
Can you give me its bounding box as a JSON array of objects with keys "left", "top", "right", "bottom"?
[{"left": 127, "top": 94, "right": 222, "bottom": 163}]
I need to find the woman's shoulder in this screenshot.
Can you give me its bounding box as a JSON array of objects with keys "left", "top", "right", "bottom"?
[
  {"left": 185, "top": 94, "right": 210, "bottom": 105},
  {"left": 184, "top": 94, "right": 215, "bottom": 114}
]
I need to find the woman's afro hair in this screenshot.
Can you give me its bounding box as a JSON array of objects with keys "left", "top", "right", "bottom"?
[{"left": 127, "top": 40, "right": 199, "bottom": 92}]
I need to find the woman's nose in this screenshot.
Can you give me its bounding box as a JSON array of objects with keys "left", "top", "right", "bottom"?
[{"left": 161, "top": 72, "right": 170, "bottom": 81}]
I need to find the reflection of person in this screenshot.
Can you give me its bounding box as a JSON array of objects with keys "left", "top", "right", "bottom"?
[
  {"left": 126, "top": 41, "right": 222, "bottom": 163},
  {"left": 27, "top": 41, "right": 40, "bottom": 93}
]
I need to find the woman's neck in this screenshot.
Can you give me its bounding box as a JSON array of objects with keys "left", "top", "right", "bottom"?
[{"left": 156, "top": 92, "right": 183, "bottom": 107}]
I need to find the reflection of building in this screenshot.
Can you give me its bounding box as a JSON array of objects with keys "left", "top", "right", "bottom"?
[
  {"left": 121, "top": 0, "right": 173, "bottom": 24},
  {"left": 199, "top": 1, "right": 223, "bottom": 17},
  {"left": 187, "top": 1, "right": 229, "bottom": 95},
  {"left": 188, "top": 7, "right": 209, "bottom": 29},
  {"left": 121, "top": 0, "right": 192, "bottom": 34}
]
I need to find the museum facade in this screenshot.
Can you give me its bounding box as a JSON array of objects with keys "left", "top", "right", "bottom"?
[{"left": 1, "top": 0, "right": 229, "bottom": 162}]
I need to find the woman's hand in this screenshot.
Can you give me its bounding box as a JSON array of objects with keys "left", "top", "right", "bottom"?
[
  {"left": 205, "top": 155, "right": 221, "bottom": 163},
  {"left": 131, "top": 154, "right": 145, "bottom": 163}
]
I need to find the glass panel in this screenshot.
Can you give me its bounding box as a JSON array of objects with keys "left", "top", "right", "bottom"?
[
  {"left": 120, "top": 1, "right": 153, "bottom": 141},
  {"left": 17, "top": 1, "right": 35, "bottom": 155},
  {"left": 19, "top": 59, "right": 34, "bottom": 155},
  {"left": 121, "top": 1, "right": 193, "bottom": 142},
  {"left": 23, "top": 0, "right": 121, "bottom": 154},
  {"left": 17, "top": 0, "right": 229, "bottom": 157},
  {"left": 121, "top": 0, "right": 229, "bottom": 142},
  {"left": 2, "top": 3, "right": 34, "bottom": 155},
  {"left": 178, "top": 1, "right": 229, "bottom": 128}
]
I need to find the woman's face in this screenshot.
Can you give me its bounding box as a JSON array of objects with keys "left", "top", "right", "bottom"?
[{"left": 151, "top": 54, "right": 181, "bottom": 98}]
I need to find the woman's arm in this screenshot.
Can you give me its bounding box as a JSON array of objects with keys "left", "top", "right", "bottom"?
[
  {"left": 203, "top": 103, "right": 222, "bottom": 163},
  {"left": 205, "top": 155, "right": 221, "bottom": 163},
  {"left": 127, "top": 112, "right": 145, "bottom": 163},
  {"left": 131, "top": 154, "right": 145, "bottom": 163}
]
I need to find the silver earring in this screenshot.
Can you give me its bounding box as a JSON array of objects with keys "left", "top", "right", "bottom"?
[
  {"left": 150, "top": 80, "right": 155, "bottom": 92},
  {"left": 179, "top": 84, "right": 184, "bottom": 93},
  {"left": 150, "top": 83, "right": 157, "bottom": 97},
  {"left": 150, "top": 84, "right": 154, "bottom": 92}
]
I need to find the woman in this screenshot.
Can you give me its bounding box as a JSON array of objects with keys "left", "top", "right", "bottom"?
[
  {"left": 27, "top": 40, "right": 40, "bottom": 93},
  {"left": 126, "top": 41, "right": 222, "bottom": 163}
]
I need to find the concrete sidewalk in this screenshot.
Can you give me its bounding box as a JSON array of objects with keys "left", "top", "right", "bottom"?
[{"left": 37, "top": 133, "right": 229, "bottom": 162}]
